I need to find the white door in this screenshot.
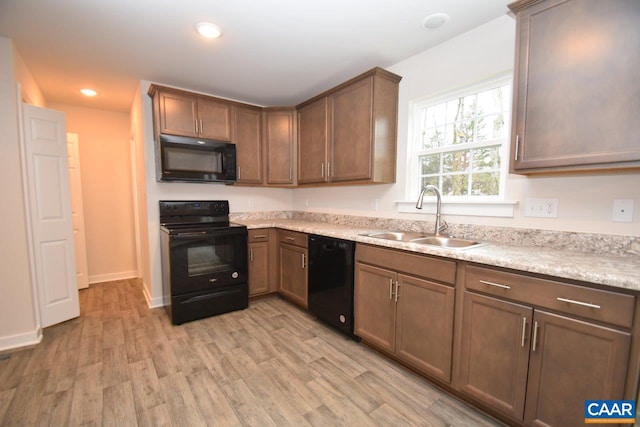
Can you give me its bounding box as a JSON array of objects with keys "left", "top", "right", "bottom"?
[
  {"left": 22, "top": 104, "right": 79, "bottom": 327},
  {"left": 67, "top": 133, "right": 89, "bottom": 289}
]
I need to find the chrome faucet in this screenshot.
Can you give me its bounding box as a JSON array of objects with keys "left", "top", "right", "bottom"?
[{"left": 416, "top": 184, "right": 447, "bottom": 236}]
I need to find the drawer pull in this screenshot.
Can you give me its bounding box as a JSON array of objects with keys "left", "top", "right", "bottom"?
[
  {"left": 479, "top": 280, "right": 511, "bottom": 290},
  {"left": 285, "top": 237, "right": 296, "bottom": 241},
  {"left": 556, "top": 297, "right": 601, "bottom": 310},
  {"left": 253, "top": 234, "right": 267, "bottom": 239},
  {"left": 521, "top": 317, "right": 527, "bottom": 347}
]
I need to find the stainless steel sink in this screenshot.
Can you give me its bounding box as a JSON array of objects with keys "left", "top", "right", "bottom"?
[
  {"left": 361, "top": 231, "right": 485, "bottom": 249},
  {"left": 362, "top": 231, "right": 426, "bottom": 242},
  {"left": 409, "top": 236, "right": 485, "bottom": 249}
]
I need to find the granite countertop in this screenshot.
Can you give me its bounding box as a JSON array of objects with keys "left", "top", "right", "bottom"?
[{"left": 236, "top": 218, "right": 640, "bottom": 293}]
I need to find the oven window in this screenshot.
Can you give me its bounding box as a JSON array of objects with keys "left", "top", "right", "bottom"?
[
  {"left": 187, "top": 244, "right": 232, "bottom": 276},
  {"left": 164, "top": 147, "right": 222, "bottom": 173}
]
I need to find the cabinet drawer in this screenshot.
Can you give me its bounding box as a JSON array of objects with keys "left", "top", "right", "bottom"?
[
  {"left": 248, "top": 229, "right": 270, "bottom": 243},
  {"left": 278, "top": 230, "right": 308, "bottom": 248},
  {"left": 356, "top": 244, "right": 456, "bottom": 285},
  {"left": 465, "top": 265, "right": 635, "bottom": 329}
]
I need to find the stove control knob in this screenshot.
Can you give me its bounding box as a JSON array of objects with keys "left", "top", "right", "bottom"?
[{"left": 232, "top": 272, "right": 239, "bottom": 279}]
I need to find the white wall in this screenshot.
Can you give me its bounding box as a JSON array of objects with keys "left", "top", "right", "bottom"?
[
  {"left": 0, "top": 37, "right": 40, "bottom": 350},
  {"left": 137, "top": 81, "right": 293, "bottom": 305},
  {"left": 291, "top": 15, "right": 640, "bottom": 237}
]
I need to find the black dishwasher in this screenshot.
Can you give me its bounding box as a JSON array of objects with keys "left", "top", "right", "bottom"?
[{"left": 308, "top": 234, "right": 359, "bottom": 341}]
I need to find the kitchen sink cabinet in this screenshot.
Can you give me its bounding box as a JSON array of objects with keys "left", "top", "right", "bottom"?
[
  {"left": 457, "top": 264, "right": 633, "bottom": 426},
  {"left": 355, "top": 244, "right": 456, "bottom": 383},
  {"left": 297, "top": 67, "right": 401, "bottom": 185},
  {"left": 234, "top": 105, "right": 263, "bottom": 184},
  {"left": 264, "top": 107, "right": 296, "bottom": 186},
  {"left": 278, "top": 230, "right": 308, "bottom": 308},
  {"left": 148, "top": 85, "right": 232, "bottom": 141},
  {"left": 509, "top": 0, "right": 640, "bottom": 173}
]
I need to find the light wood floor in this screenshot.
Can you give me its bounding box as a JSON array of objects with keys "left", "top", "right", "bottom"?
[{"left": 0, "top": 279, "right": 503, "bottom": 426}]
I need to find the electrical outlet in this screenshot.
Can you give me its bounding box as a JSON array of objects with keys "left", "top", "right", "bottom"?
[
  {"left": 524, "top": 198, "right": 559, "bottom": 218},
  {"left": 612, "top": 199, "right": 633, "bottom": 222}
]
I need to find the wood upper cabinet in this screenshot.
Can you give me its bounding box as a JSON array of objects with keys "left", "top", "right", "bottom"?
[
  {"left": 148, "top": 85, "right": 232, "bottom": 141},
  {"left": 233, "top": 105, "right": 262, "bottom": 184},
  {"left": 248, "top": 229, "right": 273, "bottom": 297},
  {"left": 297, "top": 97, "right": 329, "bottom": 184},
  {"left": 355, "top": 244, "right": 456, "bottom": 383},
  {"left": 509, "top": 0, "right": 640, "bottom": 173},
  {"left": 458, "top": 264, "right": 634, "bottom": 425},
  {"left": 297, "top": 67, "right": 401, "bottom": 185},
  {"left": 264, "top": 108, "right": 296, "bottom": 185}
]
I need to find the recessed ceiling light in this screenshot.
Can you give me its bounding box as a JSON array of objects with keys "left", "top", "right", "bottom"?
[
  {"left": 422, "top": 13, "right": 450, "bottom": 31},
  {"left": 196, "top": 22, "right": 223, "bottom": 39},
  {"left": 80, "top": 88, "right": 97, "bottom": 97}
]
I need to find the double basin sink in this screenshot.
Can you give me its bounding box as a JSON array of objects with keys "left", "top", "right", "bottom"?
[{"left": 361, "top": 231, "right": 485, "bottom": 249}]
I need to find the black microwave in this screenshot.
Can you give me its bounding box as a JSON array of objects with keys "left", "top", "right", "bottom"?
[{"left": 157, "top": 134, "right": 236, "bottom": 183}]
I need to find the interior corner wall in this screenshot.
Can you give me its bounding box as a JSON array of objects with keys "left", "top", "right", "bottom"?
[
  {"left": 0, "top": 36, "right": 39, "bottom": 350},
  {"left": 48, "top": 103, "right": 138, "bottom": 284}
]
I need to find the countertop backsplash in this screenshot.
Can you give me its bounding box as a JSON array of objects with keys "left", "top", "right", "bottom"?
[{"left": 230, "top": 211, "right": 639, "bottom": 258}]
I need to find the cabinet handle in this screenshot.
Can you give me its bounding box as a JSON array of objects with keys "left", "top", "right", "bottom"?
[
  {"left": 200, "top": 119, "right": 203, "bottom": 134},
  {"left": 531, "top": 321, "right": 539, "bottom": 352},
  {"left": 514, "top": 134, "right": 519, "bottom": 161},
  {"left": 521, "top": 317, "right": 527, "bottom": 347},
  {"left": 253, "top": 234, "right": 267, "bottom": 239},
  {"left": 289, "top": 167, "right": 292, "bottom": 181},
  {"left": 479, "top": 280, "right": 511, "bottom": 290},
  {"left": 556, "top": 297, "right": 601, "bottom": 310},
  {"left": 301, "top": 253, "right": 306, "bottom": 269},
  {"left": 389, "top": 279, "right": 394, "bottom": 300},
  {"left": 285, "top": 236, "right": 295, "bottom": 241},
  {"left": 394, "top": 281, "right": 400, "bottom": 303},
  {"left": 327, "top": 162, "right": 331, "bottom": 177},
  {"left": 249, "top": 248, "right": 254, "bottom": 262},
  {"left": 321, "top": 163, "right": 325, "bottom": 177},
  {"left": 195, "top": 119, "right": 199, "bottom": 134},
  {"left": 237, "top": 166, "right": 241, "bottom": 180}
]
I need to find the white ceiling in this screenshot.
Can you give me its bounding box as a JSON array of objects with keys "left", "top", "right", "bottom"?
[{"left": 0, "top": 0, "right": 511, "bottom": 112}]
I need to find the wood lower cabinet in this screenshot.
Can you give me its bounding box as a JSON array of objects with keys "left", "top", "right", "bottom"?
[
  {"left": 234, "top": 105, "right": 262, "bottom": 184},
  {"left": 278, "top": 230, "right": 308, "bottom": 308},
  {"left": 509, "top": 0, "right": 640, "bottom": 173},
  {"left": 457, "top": 265, "right": 634, "bottom": 426},
  {"left": 355, "top": 244, "right": 456, "bottom": 383}
]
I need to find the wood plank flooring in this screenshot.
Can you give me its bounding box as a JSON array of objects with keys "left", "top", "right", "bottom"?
[{"left": 0, "top": 279, "right": 503, "bottom": 426}]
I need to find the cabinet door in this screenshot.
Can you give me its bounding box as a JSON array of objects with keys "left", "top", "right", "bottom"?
[
  {"left": 198, "top": 97, "right": 232, "bottom": 141},
  {"left": 354, "top": 263, "right": 396, "bottom": 353},
  {"left": 511, "top": 0, "right": 640, "bottom": 172},
  {"left": 458, "top": 291, "right": 532, "bottom": 421},
  {"left": 248, "top": 241, "right": 269, "bottom": 296},
  {"left": 524, "top": 310, "right": 631, "bottom": 427},
  {"left": 278, "top": 244, "right": 308, "bottom": 308},
  {"left": 330, "top": 76, "right": 373, "bottom": 182},
  {"left": 234, "top": 106, "right": 263, "bottom": 184},
  {"left": 297, "top": 97, "right": 328, "bottom": 184},
  {"left": 158, "top": 91, "right": 198, "bottom": 137},
  {"left": 265, "top": 109, "right": 295, "bottom": 185},
  {"left": 395, "top": 274, "right": 454, "bottom": 383}
]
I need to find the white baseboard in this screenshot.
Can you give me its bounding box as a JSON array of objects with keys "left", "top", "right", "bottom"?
[
  {"left": 88, "top": 270, "right": 138, "bottom": 285},
  {"left": 0, "top": 327, "right": 43, "bottom": 352},
  {"left": 142, "top": 282, "right": 165, "bottom": 308}
]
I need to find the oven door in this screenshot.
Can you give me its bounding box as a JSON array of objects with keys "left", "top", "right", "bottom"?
[{"left": 168, "top": 227, "right": 248, "bottom": 295}]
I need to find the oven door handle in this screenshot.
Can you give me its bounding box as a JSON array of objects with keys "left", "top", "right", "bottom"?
[{"left": 175, "top": 231, "right": 209, "bottom": 237}]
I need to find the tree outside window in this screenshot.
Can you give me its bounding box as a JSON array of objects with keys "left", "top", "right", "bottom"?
[{"left": 412, "top": 76, "right": 511, "bottom": 199}]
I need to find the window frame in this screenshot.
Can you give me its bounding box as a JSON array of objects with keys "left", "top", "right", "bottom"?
[{"left": 407, "top": 74, "right": 513, "bottom": 203}]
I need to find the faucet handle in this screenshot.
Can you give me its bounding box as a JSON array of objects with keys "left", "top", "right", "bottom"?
[{"left": 438, "top": 220, "right": 449, "bottom": 234}]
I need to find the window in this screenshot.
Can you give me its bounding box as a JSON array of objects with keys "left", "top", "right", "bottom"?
[{"left": 409, "top": 75, "right": 512, "bottom": 200}]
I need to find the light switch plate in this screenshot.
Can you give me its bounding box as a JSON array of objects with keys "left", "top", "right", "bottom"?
[{"left": 612, "top": 199, "right": 633, "bottom": 222}]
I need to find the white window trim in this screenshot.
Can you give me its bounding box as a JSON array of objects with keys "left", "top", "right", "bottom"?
[{"left": 400, "top": 72, "right": 515, "bottom": 218}]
